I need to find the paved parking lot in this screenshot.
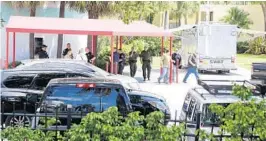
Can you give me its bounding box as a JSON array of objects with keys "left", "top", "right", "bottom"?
[{"left": 123, "top": 66, "right": 251, "bottom": 119}]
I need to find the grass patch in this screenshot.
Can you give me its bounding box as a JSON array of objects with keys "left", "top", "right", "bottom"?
[{"left": 237, "top": 54, "right": 266, "bottom": 70}]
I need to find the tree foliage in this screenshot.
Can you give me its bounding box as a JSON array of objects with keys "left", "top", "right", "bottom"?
[
  {"left": 208, "top": 84, "right": 266, "bottom": 140},
  {"left": 246, "top": 37, "right": 266, "bottom": 55},
  {"left": 221, "top": 7, "right": 253, "bottom": 29}
]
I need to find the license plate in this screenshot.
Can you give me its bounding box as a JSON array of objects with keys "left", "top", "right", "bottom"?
[{"left": 210, "top": 60, "right": 223, "bottom": 63}]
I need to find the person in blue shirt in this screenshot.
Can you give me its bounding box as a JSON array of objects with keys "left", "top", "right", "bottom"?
[
  {"left": 113, "top": 48, "right": 120, "bottom": 73},
  {"left": 118, "top": 49, "right": 126, "bottom": 75}
]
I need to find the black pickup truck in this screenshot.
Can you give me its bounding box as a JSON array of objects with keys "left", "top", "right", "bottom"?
[{"left": 251, "top": 62, "right": 266, "bottom": 95}]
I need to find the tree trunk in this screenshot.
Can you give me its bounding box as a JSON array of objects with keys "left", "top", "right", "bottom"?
[
  {"left": 184, "top": 15, "right": 188, "bottom": 24},
  {"left": 57, "top": 1, "right": 65, "bottom": 58},
  {"left": 29, "top": 8, "right": 36, "bottom": 59},
  {"left": 261, "top": 3, "right": 266, "bottom": 38},
  {"left": 178, "top": 17, "right": 181, "bottom": 27},
  {"left": 195, "top": 10, "right": 199, "bottom": 24}
]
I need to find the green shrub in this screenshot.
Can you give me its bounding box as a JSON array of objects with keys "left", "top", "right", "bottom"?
[
  {"left": 246, "top": 37, "right": 266, "bottom": 55},
  {"left": 237, "top": 41, "right": 249, "bottom": 54}
]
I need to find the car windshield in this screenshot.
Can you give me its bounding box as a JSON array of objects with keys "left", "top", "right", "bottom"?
[
  {"left": 84, "top": 62, "right": 111, "bottom": 77},
  {"left": 44, "top": 84, "right": 126, "bottom": 113}
]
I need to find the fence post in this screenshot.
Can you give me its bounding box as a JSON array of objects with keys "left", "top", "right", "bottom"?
[
  {"left": 195, "top": 112, "right": 201, "bottom": 141},
  {"left": 67, "top": 104, "right": 72, "bottom": 129}
]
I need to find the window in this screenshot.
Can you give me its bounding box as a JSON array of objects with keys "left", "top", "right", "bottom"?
[
  {"left": 202, "top": 103, "right": 229, "bottom": 126},
  {"left": 182, "top": 94, "right": 191, "bottom": 112},
  {"left": 67, "top": 73, "right": 89, "bottom": 78},
  {"left": 3, "top": 74, "right": 35, "bottom": 88},
  {"left": 187, "top": 98, "right": 196, "bottom": 120},
  {"left": 210, "top": 12, "right": 213, "bottom": 21},
  {"left": 32, "top": 73, "right": 66, "bottom": 90},
  {"left": 45, "top": 85, "right": 127, "bottom": 113}
]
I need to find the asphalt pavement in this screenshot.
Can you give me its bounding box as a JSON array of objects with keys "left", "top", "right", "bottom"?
[{"left": 123, "top": 66, "right": 251, "bottom": 119}]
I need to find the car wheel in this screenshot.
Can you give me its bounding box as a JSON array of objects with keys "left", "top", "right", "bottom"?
[
  {"left": 218, "top": 70, "right": 223, "bottom": 74},
  {"left": 5, "top": 111, "right": 31, "bottom": 127}
]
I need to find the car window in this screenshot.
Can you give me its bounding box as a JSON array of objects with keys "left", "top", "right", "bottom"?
[
  {"left": 187, "top": 98, "right": 196, "bottom": 120},
  {"left": 3, "top": 74, "right": 35, "bottom": 89},
  {"left": 67, "top": 73, "right": 89, "bottom": 78},
  {"left": 142, "top": 96, "right": 168, "bottom": 111},
  {"left": 32, "top": 73, "right": 66, "bottom": 90},
  {"left": 202, "top": 103, "right": 229, "bottom": 125},
  {"left": 129, "top": 95, "right": 142, "bottom": 104},
  {"left": 182, "top": 93, "right": 191, "bottom": 112},
  {"left": 44, "top": 85, "right": 127, "bottom": 113}
]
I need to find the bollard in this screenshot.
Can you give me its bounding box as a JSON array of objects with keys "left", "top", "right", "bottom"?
[{"left": 106, "top": 62, "right": 109, "bottom": 72}]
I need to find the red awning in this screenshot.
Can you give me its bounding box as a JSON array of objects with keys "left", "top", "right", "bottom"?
[{"left": 6, "top": 16, "right": 173, "bottom": 37}]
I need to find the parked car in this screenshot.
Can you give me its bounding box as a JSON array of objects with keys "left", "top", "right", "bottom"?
[
  {"left": 14, "top": 59, "right": 140, "bottom": 90},
  {"left": 127, "top": 89, "right": 171, "bottom": 120},
  {"left": 251, "top": 62, "right": 266, "bottom": 95},
  {"left": 180, "top": 80, "right": 263, "bottom": 141},
  {"left": 1, "top": 88, "right": 43, "bottom": 127}
]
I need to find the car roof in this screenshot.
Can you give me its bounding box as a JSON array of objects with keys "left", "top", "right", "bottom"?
[
  {"left": 127, "top": 90, "right": 166, "bottom": 101},
  {"left": 189, "top": 80, "right": 264, "bottom": 104},
  {"left": 48, "top": 77, "right": 121, "bottom": 85}
]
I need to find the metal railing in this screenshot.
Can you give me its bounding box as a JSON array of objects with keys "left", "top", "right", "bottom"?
[{"left": 0, "top": 101, "right": 263, "bottom": 141}]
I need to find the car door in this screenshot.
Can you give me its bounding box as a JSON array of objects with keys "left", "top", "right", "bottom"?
[{"left": 31, "top": 73, "right": 67, "bottom": 90}]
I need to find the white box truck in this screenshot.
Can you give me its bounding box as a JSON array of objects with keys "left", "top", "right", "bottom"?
[{"left": 179, "top": 23, "right": 238, "bottom": 73}]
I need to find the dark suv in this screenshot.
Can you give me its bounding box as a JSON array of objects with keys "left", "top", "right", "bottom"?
[{"left": 32, "top": 78, "right": 170, "bottom": 129}]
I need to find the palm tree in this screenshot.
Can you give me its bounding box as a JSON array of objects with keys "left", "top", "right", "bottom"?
[
  {"left": 57, "top": 1, "right": 66, "bottom": 58},
  {"left": 221, "top": 7, "right": 253, "bottom": 29},
  {"left": 6, "top": 1, "right": 45, "bottom": 59},
  {"left": 68, "top": 2, "right": 113, "bottom": 54}
]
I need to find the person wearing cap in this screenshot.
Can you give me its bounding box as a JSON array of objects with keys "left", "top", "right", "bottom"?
[
  {"left": 183, "top": 53, "right": 199, "bottom": 83},
  {"left": 38, "top": 44, "right": 49, "bottom": 59},
  {"left": 85, "top": 47, "right": 95, "bottom": 63},
  {"left": 140, "top": 46, "right": 152, "bottom": 81},
  {"left": 118, "top": 49, "right": 126, "bottom": 75},
  {"left": 172, "top": 49, "right": 182, "bottom": 82},
  {"left": 128, "top": 47, "right": 139, "bottom": 77},
  {"left": 158, "top": 49, "right": 171, "bottom": 84}
]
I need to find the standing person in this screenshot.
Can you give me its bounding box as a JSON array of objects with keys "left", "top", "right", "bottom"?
[
  {"left": 38, "top": 44, "right": 49, "bottom": 59},
  {"left": 158, "top": 49, "right": 170, "bottom": 84},
  {"left": 34, "top": 47, "right": 41, "bottom": 59},
  {"left": 172, "top": 49, "right": 182, "bottom": 82},
  {"left": 113, "top": 48, "right": 120, "bottom": 73},
  {"left": 118, "top": 49, "right": 126, "bottom": 75},
  {"left": 63, "top": 43, "right": 72, "bottom": 58},
  {"left": 140, "top": 46, "right": 152, "bottom": 81},
  {"left": 85, "top": 48, "right": 95, "bottom": 63},
  {"left": 76, "top": 48, "right": 86, "bottom": 61},
  {"left": 128, "top": 47, "right": 139, "bottom": 77},
  {"left": 183, "top": 53, "right": 200, "bottom": 83}
]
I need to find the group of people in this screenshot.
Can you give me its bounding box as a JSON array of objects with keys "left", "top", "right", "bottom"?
[
  {"left": 109, "top": 46, "right": 153, "bottom": 81},
  {"left": 157, "top": 49, "right": 199, "bottom": 84},
  {"left": 34, "top": 43, "right": 95, "bottom": 63}
]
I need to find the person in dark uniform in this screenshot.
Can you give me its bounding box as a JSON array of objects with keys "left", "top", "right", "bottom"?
[
  {"left": 172, "top": 49, "right": 182, "bottom": 82},
  {"left": 118, "top": 49, "right": 126, "bottom": 75},
  {"left": 140, "top": 46, "right": 152, "bottom": 81},
  {"left": 128, "top": 47, "right": 139, "bottom": 77},
  {"left": 85, "top": 48, "right": 95, "bottom": 63},
  {"left": 62, "top": 43, "right": 72, "bottom": 58},
  {"left": 38, "top": 44, "right": 49, "bottom": 59}
]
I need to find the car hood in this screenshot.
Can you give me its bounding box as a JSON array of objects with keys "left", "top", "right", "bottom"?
[{"left": 106, "top": 74, "right": 140, "bottom": 90}]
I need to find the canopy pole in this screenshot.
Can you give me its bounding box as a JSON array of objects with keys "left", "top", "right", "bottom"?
[
  {"left": 119, "top": 36, "right": 123, "bottom": 50},
  {"left": 160, "top": 37, "right": 164, "bottom": 74},
  {"left": 116, "top": 36, "right": 118, "bottom": 49},
  {"left": 110, "top": 36, "right": 114, "bottom": 73},
  {"left": 12, "top": 32, "right": 16, "bottom": 68},
  {"left": 91, "top": 35, "right": 94, "bottom": 54},
  {"left": 5, "top": 32, "right": 9, "bottom": 69},
  {"left": 169, "top": 37, "right": 173, "bottom": 84}
]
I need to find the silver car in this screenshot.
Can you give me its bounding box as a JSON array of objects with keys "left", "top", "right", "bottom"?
[
  {"left": 180, "top": 80, "right": 263, "bottom": 141},
  {"left": 14, "top": 59, "right": 140, "bottom": 90}
]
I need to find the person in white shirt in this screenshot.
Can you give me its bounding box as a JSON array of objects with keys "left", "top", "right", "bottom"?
[{"left": 76, "top": 48, "right": 86, "bottom": 61}]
